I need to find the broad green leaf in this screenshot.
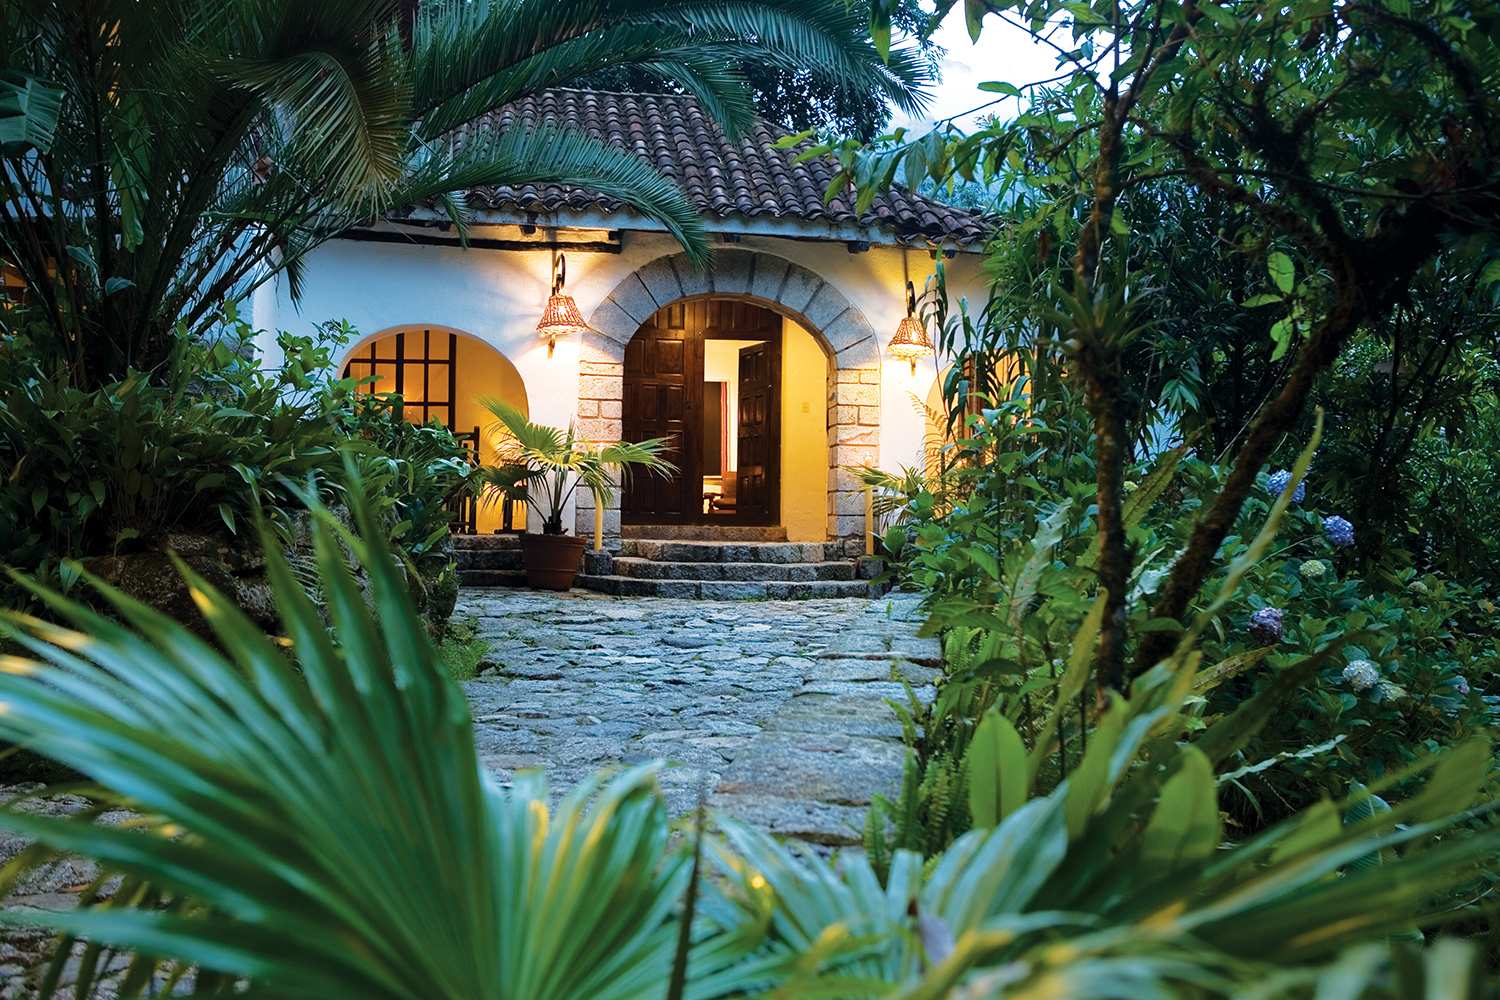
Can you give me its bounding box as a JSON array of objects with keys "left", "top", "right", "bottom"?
[
  {"left": 1268, "top": 252, "right": 1295, "bottom": 294},
  {"left": 1242, "top": 293, "right": 1283, "bottom": 308},
  {"left": 969, "top": 712, "right": 1028, "bottom": 829},
  {"left": 1196, "top": 2, "right": 1241, "bottom": 30},
  {"left": 1140, "top": 747, "right": 1219, "bottom": 871},
  {"left": 1063, "top": 698, "right": 1126, "bottom": 840},
  {"left": 1268, "top": 800, "right": 1342, "bottom": 865},
  {"left": 0, "top": 71, "right": 64, "bottom": 152},
  {"left": 1269, "top": 318, "right": 1293, "bottom": 360},
  {"left": 964, "top": 0, "right": 986, "bottom": 41}
]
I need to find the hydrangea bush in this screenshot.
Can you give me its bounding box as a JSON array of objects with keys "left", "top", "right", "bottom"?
[
  {"left": 1267, "top": 469, "right": 1306, "bottom": 504},
  {"left": 1205, "top": 491, "right": 1500, "bottom": 819},
  {"left": 867, "top": 403, "right": 1500, "bottom": 829}
]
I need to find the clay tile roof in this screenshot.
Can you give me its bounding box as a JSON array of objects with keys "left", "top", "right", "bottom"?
[{"left": 429, "top": 89, "right": 992, "bottom": 246}]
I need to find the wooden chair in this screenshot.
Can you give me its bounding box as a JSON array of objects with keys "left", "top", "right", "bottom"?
[{"left": 710, "top": 475, "right": 737, "bottom": 512}]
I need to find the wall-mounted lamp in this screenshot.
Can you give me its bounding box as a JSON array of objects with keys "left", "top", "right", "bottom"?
[
  {"left": 888, "top": 279, "right": 935, "bottom": 375},
  {"left": 536, "top": 253, "right": 591, "bottom": 357}
]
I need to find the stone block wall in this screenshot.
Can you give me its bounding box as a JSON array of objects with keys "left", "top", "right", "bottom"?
[{"left": 574, "top": 330, "right": 625, "bottom": 540}]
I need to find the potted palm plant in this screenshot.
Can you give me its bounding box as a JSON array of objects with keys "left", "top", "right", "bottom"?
[{"left": 475, "top": 397, "right": 674, "bottom": 590}]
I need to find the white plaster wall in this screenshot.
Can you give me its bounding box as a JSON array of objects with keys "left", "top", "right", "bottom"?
[{"left": 250, "top": 229, "right": 990, "bottom": 498}]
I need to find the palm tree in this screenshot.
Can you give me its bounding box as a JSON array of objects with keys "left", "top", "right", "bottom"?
[{"left": 0, "top": 0, "right": 931, "bottom": 387}]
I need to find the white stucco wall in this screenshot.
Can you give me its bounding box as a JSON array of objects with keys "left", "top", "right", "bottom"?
[{"left": 251, "top": 228, "right": 990, "bottom": 530}]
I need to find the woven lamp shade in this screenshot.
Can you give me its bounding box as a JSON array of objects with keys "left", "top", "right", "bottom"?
[
  {"left": 537, "top": 294, "right": 593, "bottom": 340},
  {"left": 888, "top": 314, "right": 934, "bottom": 361}
]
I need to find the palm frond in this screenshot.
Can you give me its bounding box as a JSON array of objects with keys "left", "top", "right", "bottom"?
[
  {"left": 217, "top": 0, "right": 411, "bottom": 201},
  {"left": 0, "top": 465, "right": 754, "bottom": 998},
  {"left": 476, "top": 395, "right": 564, "bottom": 456},
  {"left": 408, "top": 0, "right": 931, "bottom": 138}
]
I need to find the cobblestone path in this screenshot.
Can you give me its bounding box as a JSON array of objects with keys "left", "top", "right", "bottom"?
[{"left": 459, "top": 587, "right": 941, "bottom": 844}]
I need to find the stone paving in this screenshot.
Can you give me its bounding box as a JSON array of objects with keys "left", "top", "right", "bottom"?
[{"left": 459, "top": 587, "right": 940, "bottom": 844}]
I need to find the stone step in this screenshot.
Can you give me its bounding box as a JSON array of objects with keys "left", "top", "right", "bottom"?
[
  {"left": 458, "top": 568, "right": 529, "bottom": 588},
  {"left": 452, "top": 533, "right": 523, "bottom": 550},
  {"left": 621, "top": 525, "right": 787, "bottom": 541},
  {"left": 575, "top": 576, "right": 874, "bottom": 600},
  {"left": 620, "top": 540, "right": 839, "bottom": 564},
  {"left": 609, "top": 558, "right": 855, "bottom": 582},
  {"left": 454, "top": 548, "right": 525, "bottom": 571}
]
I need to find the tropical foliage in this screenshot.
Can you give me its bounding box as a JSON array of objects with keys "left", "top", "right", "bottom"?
[
  {"left": 832, "top": 3, "right": 1500, "bottom": 964},
  {"left": 0, "top": 0, "right": 931, "bottom": 387},
  {"left": 475, "top": 396, "right": 674, "bottom": 535},
  {"left": 583, "top": 0, "right": 942, "bottom": 140},
  {"left": 811, "top": 0, "right": 1500, "bottom": 697},
  {"left": 0, "top": 484, "right": 1497, "bottom": 998},
  {"left": 0, "top": 309, "right": 470, "bottom": 624}
]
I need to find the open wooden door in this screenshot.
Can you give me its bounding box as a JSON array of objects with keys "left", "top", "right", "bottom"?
[
  {"left": 735, "top": 339, "right": 780, "bottom": 522},
  {"left": 621, "top": 320, "right": 701, "bottom": 522}
]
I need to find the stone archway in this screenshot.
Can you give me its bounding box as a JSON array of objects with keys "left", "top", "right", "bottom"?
[{"left": 576, "top": 249, "right": 879, "bottom": 549}]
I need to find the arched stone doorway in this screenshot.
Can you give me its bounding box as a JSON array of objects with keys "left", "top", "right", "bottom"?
[
  {"left": 340, "top": 325, "right": 529, "bottom": 533},
  {"left": 580, "top": 250, "right": 880, "bottom": 548}
]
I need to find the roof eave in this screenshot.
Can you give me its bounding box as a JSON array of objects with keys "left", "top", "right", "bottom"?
[{"left": 400, "top": 204, "right": 987, "bottom": 253}]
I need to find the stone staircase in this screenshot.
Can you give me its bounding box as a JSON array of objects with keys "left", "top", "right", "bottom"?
[
  {"left": 579, "top": 539, "right": 880, "bottom": 599},
  {"left": 455, "top": 532, "right": 884, "bottom": 599},
  {"left": 453, "top": 533, "right": 526, "bottom": 588}
]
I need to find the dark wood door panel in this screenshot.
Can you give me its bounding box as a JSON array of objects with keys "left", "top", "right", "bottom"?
[
  {"left": 622, "top": 322, "right": 700, "bottom": 522},
  {"left": 735, "top": 338, "right": 780, "bottom": 522}
]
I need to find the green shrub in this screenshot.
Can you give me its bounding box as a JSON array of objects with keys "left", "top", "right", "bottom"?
[
  {"left": 0, "top": 310, "right": 473, "bottom": 627},
  {"left": 863, "top": 402, "right": 1499, "bottom": 840}
]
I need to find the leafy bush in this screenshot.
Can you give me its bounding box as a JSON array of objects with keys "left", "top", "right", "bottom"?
[
  {"left": 1195, "top": 478, "right": 1500, "bottom": 823},
  {"left": 862, "top": 398, "right": 1499, "bottom": 837},
  {"left": 0, "top": 310, "right": 473, "bottom": 626}
]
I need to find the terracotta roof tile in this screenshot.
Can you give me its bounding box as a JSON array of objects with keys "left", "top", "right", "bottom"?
[{"left": 422, "top": 89, "right": 992, "bottom": 246}]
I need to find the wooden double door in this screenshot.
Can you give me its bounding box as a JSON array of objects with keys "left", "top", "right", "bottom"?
[{"left": 622, "top": 299, "right": 782, "bottom": 525}]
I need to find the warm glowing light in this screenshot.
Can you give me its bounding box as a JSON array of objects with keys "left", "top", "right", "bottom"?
[
  {"left": 536, "top": 293, "right": 592, "bottom": 353},
  {"left": 889, "top": 280, "right": 935, "bottom": 375},
  {"left": 536, "top": 253, "right": 592, "bottom": 357}
]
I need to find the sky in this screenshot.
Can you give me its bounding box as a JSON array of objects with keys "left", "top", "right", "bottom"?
[{"left": 888, "top": 16, "right": 1065, "bottom": 136}]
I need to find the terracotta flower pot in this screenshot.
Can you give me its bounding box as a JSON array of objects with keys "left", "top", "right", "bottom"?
[{"left": 520, "top": 533, "right": 587, "bottom": 590}]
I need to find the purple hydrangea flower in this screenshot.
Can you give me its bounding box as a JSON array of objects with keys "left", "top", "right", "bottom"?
[
  {"left": 1342, "top": 659, "right": 1379, "bottom": 691},
  {"left": 1324, "top": 515, "right": 1355, "bottom": 547},
  {"left": 1267, "top": 469, "right": 1306, "bottom": 504},
  {"left": 1249, "top": 607, "right": 1284, "bottom": 644},
  {"left": 1444, "top": 676, "right": 1471, "bottom": 696}
]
